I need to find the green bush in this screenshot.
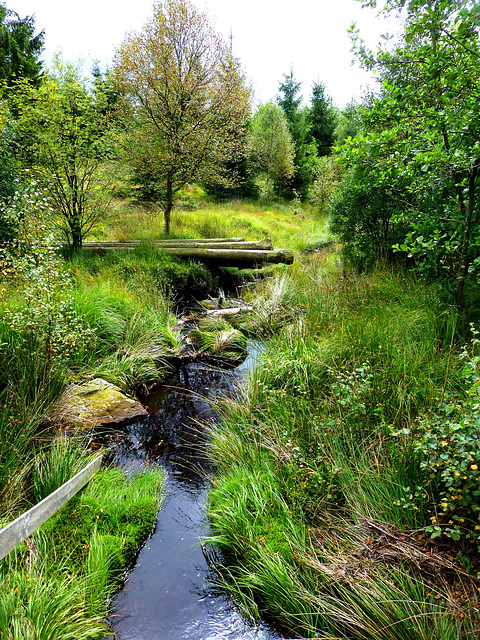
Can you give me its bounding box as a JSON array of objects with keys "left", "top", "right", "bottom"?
[{"left": 329, "top": 165, "right": 409, "bottom": 270}]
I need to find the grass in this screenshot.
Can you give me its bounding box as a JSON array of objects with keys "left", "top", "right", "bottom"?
[
  {"left": 91, "top": 196, "right": 332, "bottom": 253},
  {"left": 188, "top": 316, "right": 248, "bottom": 361},
  {"left": 0, "top": 465, "right": 165, "bottom": 639},
  {"left": 205, "top": 261, "right": 480, "bottom": 638},
  {"left": 3, "top": 189, "right": 475, "bottom": 638}
]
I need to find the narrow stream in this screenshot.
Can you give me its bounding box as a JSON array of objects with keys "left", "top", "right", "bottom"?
[{"left": 107, "top": 344, "right": 283, "bottom": 640}]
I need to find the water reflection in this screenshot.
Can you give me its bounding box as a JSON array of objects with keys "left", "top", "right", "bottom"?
[{"left": 108, "top": 344, "right": 282, "bottom": 640}]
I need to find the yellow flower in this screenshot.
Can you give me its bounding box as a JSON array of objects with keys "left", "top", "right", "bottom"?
[{"left": 472, "top": 464, "right": 478, "bottom": 471}]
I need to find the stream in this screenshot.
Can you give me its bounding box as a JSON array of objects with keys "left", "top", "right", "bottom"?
[{"left": 107, "top": 343, "right": 283, "bottom": 640}]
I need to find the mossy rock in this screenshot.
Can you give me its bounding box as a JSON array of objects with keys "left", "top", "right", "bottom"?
[{"left": 53, "top": 378, "right": 148, "bottom": 429}]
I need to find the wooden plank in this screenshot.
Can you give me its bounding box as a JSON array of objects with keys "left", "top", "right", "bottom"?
[{"left": 0, "top": 455, "right": 102, "bottom": 561}]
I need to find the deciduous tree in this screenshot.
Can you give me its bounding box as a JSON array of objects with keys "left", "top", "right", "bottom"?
[
  {"left": 113, "top": 0, "right": 250, "bottom": 234},
  {"left": 249, "top": 102, "right": 295, "bottom": 199},
  {"left": 341, "top": 0, "right": 480, "bottom": 320},
  {"left": 13, "top": 61, "right": 116, "bottom": 248}
]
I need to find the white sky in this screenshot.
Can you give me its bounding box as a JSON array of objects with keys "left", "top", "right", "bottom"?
[{"left": 9, "top": 0, "right": 395, "bottom": 108}]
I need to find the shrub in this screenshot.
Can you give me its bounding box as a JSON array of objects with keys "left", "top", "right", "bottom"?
[{"left": 329, "top": 165, "right": 409, "bottom": 270}]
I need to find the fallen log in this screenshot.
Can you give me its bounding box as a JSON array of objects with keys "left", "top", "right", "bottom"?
[
  {"left": 81, "top": 237, "right": 247, "bottom": 247},
  {"left": 81, "top": 239, "right": 273, "bottom": 251},
  {"left": 158, "top": 248, "right": 294, "bottom": 265}
]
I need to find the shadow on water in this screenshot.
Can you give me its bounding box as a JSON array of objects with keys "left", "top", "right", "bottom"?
[{"left": 107, "top": 342, "right": 283, "bottom": 640}]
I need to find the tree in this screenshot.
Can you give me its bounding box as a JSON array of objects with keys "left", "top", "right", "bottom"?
[
  {"left": 341, "top": 0, "right": 480, "bottom": 320},
  {"left": 113, "top": 0, "right": 250, "bottom": 235},
  {"left": 307, "top": 81, "right": 337, "bottom": 157},
  {"left": 330, "top": 164, "right": 409, "bottom": 269},
  {"left": 13, "top": 61, "right": 116, "bottom": 248},
  {"left": 277, "top": 69, "right": 316, "bottom": 198},
  {"left": 334, "top": 100, "right": 361, "bottom": 147},
  {"left": 0, "top": 3, "right": 44, "bottom": 87},
  {"left": 249, "top": 102, "right": 295, "bottom": 199}
]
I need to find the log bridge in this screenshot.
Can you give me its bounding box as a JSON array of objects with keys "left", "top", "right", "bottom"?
[{"left": 81, "top": 238, "right": 294, "bottom": 266}]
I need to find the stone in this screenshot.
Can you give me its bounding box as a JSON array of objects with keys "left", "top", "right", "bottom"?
[{"left": 53, "top": 378, "right": 148, "bottom": 429}]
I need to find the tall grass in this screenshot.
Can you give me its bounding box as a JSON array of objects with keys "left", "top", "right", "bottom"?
[
  {"left": 90, "top": 198, "right": 331, "bottom": 252},
  {"left": 0, "top": 466, "right": 165, "bottom": 639},
  {"left": 205, "top": 262, "right": 478, "bottom": 638}
]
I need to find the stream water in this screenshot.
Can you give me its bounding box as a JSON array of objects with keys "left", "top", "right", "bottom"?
[{"left": 107, "top": 344, "right": 283, "bottom": 640}]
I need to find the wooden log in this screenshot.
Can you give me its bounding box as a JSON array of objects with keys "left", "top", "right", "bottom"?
[
  {"left": 0, "top": 455, "right": 102, "bottom": 561},
  {"left": 81, "top": 237, "right": 247, "bottom": 246},
  {"left": 158, "top": 248, "right": 294, "bottom": 264},
  {"left": 82, "top": 239, "right": 273, "bottom": 251}
]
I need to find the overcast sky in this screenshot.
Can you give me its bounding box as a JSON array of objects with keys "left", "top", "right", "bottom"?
[{"left": 9, "top": 0, "right": 396, "bottom": 108}]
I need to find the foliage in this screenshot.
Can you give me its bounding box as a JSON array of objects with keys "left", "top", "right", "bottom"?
[
  {"left": 113, "top": 0, "right": 251, "bottom": 234},
  {"left": 413, "top": 327, "right": 480, "bottom": 547},
  {"left": 0, "top": 182, "right": 94, "bottom": 396},
  {"left": 12, "top": 59, "right": 117, "bottom": 248},
  {"left": 249, "top": 102, "right": 295, "bottom": 199},
  {"left": 343, "top": 0, "right": 480, "bottom": 320},
  {"left": 307, "top": 81, "right": 337, "bottom": 157},
  {"left": 309, "top": 156, "right": 342, "bottom": 216},
  {"left": 0, "top": 3, "right": 44, "bottom": 88},
  {"left": 202, "top": 151, "right": 260, "bottom": 201},
  {"left": 329, "top": 164, "right": 410, "bottom": 270},
  {"left": 0, "top": 103, "right": 18, "bottom": 224},
  {"left": 333, "top": 100, "right": 361, "bottom": 147}
]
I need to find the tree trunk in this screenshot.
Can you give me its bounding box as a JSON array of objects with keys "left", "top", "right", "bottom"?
[
  {"left": 164, "top": 175, "right": 173, "bottom": 236},
  {"left": 70, "top": 216, "right": 83, "bottom": 250}
]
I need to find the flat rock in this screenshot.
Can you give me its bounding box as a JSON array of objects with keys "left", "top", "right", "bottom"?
[{"left": 54, "top": 378, "right": 148, "bottom": 429}]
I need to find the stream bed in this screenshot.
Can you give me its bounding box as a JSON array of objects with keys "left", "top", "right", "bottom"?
[{"left": 107, "top": 344, "right": 283, "bottom": 640}]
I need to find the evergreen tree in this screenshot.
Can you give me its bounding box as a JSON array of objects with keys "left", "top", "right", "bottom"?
[
  {"left": 307, "top": 81, "right": 336, "bottom": 156},
  {"left": 277, "top": 70, "right": 316, "bottom": 198},
  {"left": 0, "top": 3, "right": 44, "bottom": 87}
]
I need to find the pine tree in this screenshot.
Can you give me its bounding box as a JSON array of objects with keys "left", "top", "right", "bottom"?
[
  {"left": 308, "top": 81, "right": 336, "bottom": 156},
  {"left": 0, "top": 3, "right": 44, "bottom": 87}
]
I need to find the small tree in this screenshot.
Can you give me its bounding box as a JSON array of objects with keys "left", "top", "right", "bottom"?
[
  {"left": 0, "top": 182, "right": 93, "bottom": 395},
  {"left": 113, "top": 0, "right": 250, "bottom": 235},
  {"left": 12, "top": 60, "right": 116, "bottom": 248},
  {"left": 307, "top": 81, "right": 337, "bottom": 157},
  {"left": 310, "top": 156, "right": 342, "bottom": 216},
  {"left": 250, "top": 102, "right": 295, "bottom": 199}
]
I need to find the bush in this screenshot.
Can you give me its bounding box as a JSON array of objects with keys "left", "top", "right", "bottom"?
[{"left": 329, "top": 165, "right": 409, "bottom": 270}]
